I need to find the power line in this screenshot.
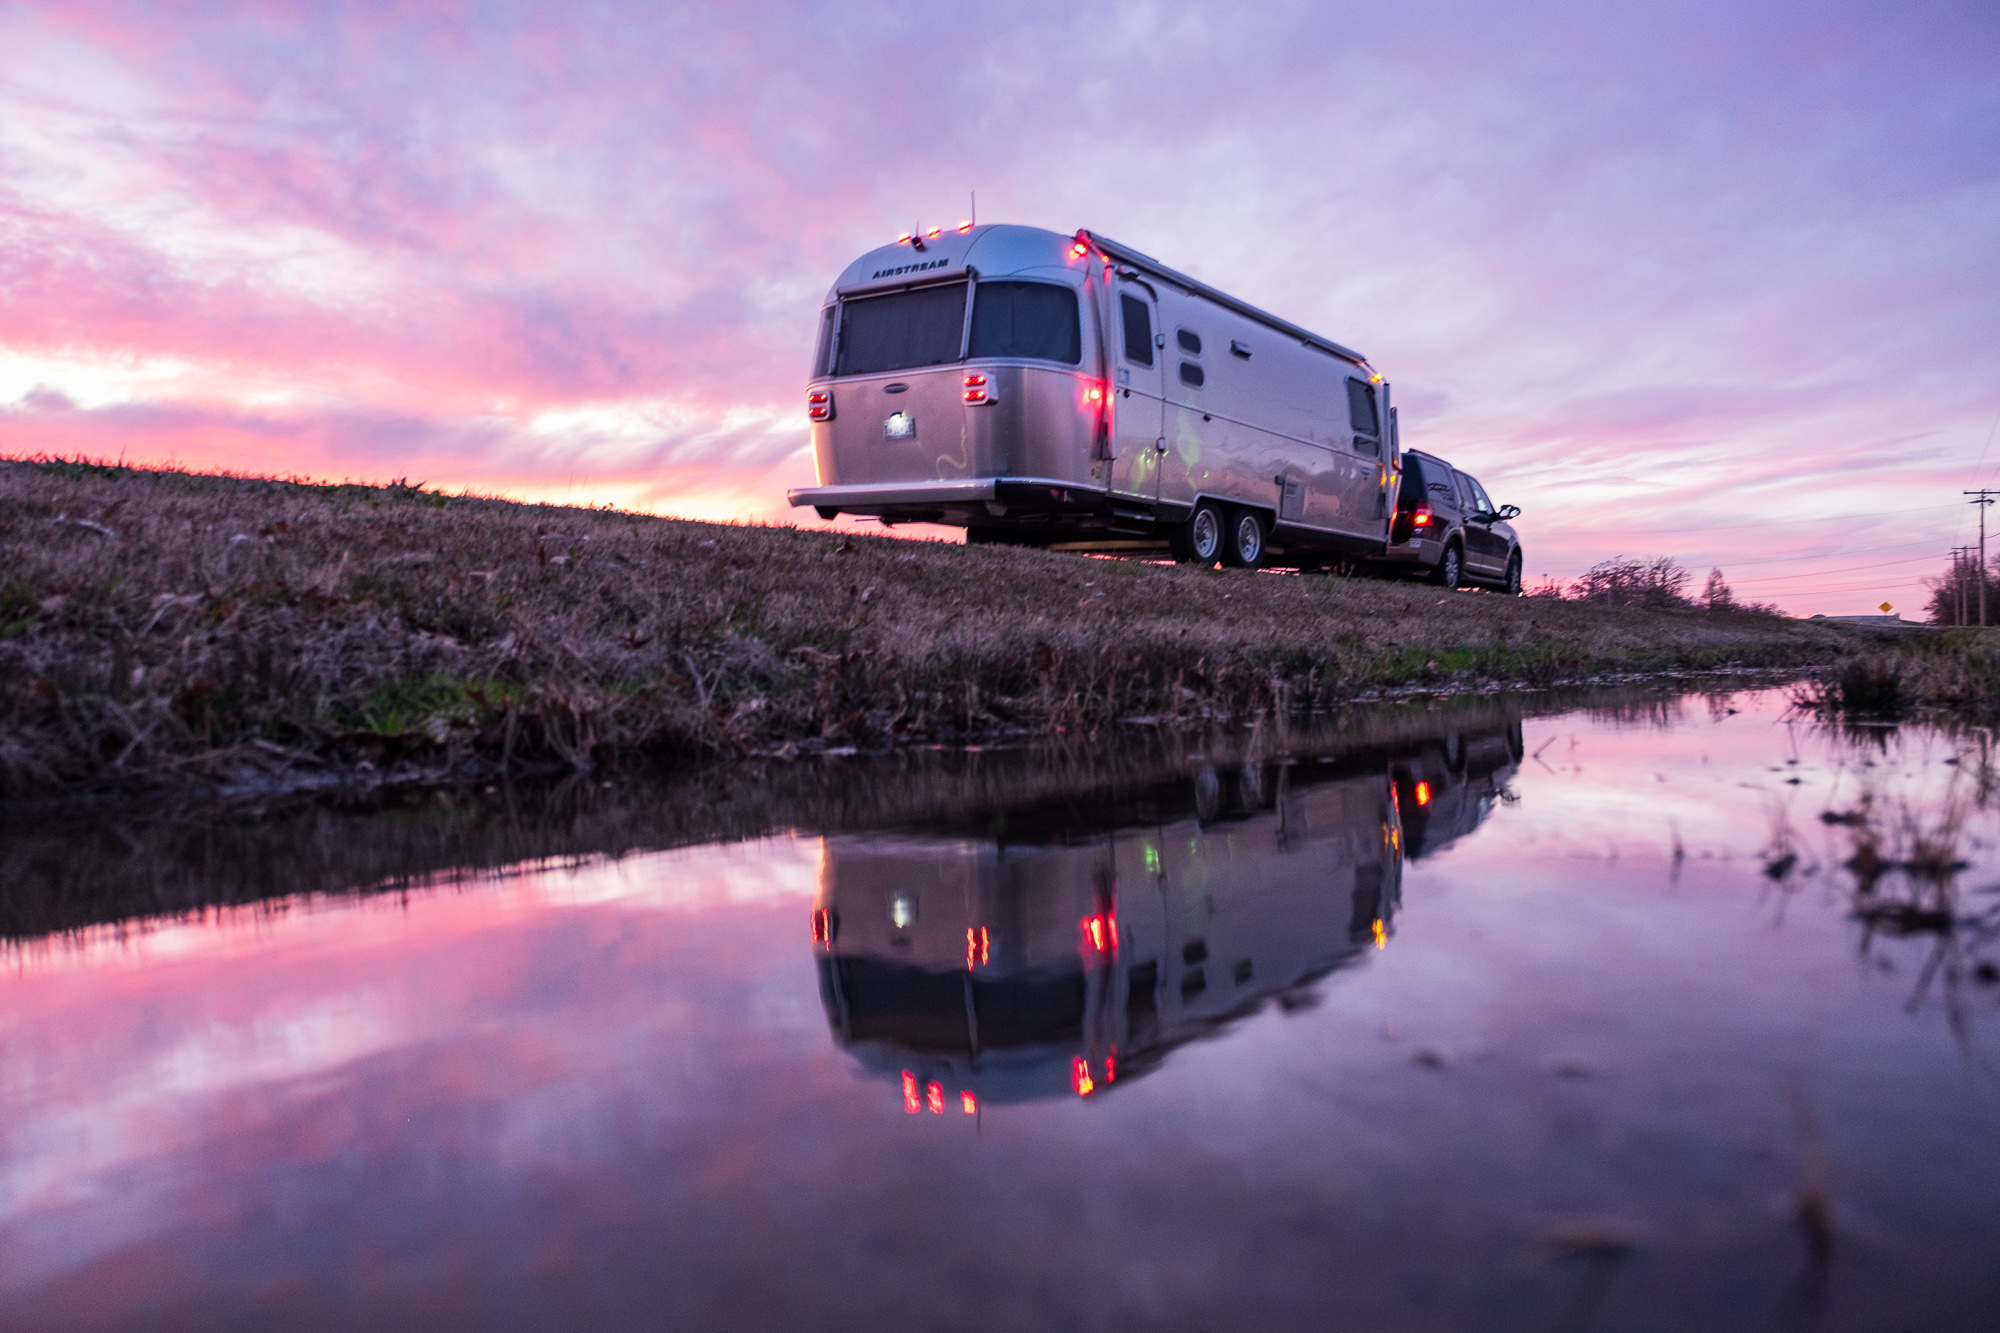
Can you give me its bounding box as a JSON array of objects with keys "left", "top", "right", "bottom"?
[
  {"left": 1587, "top": 501, "right": 1959, "bottom": 540},
  {"left": 1727, "top": 552, "right": 1947, "bottom": 585}
]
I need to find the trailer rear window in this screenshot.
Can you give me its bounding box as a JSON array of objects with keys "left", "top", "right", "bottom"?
[
  {"left": 969, "top": 281, "right": 1082, "bottom": 365},
  {"left": 834, "top": 282, "right": 968, "bottom": 376}
]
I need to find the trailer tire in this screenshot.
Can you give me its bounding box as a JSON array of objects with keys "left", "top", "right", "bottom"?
[
  {"left": 1222, "top": 507, "right": 1266, "bottom": 570},
  {"left": 1170, "top": 501, "right": 1226, "bottom": 565},
  {"left": 1430, "top": 541, "right": 1462, "bottom": 589}
]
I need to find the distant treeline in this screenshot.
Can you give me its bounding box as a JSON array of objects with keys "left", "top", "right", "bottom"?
[
  {"left": 1925, "top": 551, "right": 1999, "bottom": 627},
  {"left": 1529, "top": 556, "right": 1782, "bottom": 615}
]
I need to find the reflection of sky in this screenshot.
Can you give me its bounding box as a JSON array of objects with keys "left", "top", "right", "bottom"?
[
  {"left": 3, "top": 2, "right": 1998, "bottom": 613},
  {"left": 1, "top": 693, "right": 1997, "bottom": 1326}
]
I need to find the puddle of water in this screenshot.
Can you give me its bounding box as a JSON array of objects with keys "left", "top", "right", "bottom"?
[{"left": 1, "top": 688, "right": 1995, "bottom": 1330}]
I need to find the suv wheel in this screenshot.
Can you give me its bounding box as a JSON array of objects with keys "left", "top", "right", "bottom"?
[
  {"left": 1430, "top": 541, "right": 1462, "bottom": 589},
  {"left": 1171, "top": 501, "right": 1226, "bottom": 564},
  {"left": 1222, "top": 508, "right": 1266, "bottom": 570},
  {"left": 1504, "top": 551, "right": 1523, "bottom": 596}
]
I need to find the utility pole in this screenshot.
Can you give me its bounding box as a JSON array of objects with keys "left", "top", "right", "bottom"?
[
  {"left": 1956, "top": 546, "right": 1975, "bottom": 625},
  {"left": 1969, "top": 492, "right": 1997, "bottom": 627}
]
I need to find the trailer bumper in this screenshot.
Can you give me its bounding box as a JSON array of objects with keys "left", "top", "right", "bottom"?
[{"left": 788, "top": 477, "right": 1108, "bottom": 523}]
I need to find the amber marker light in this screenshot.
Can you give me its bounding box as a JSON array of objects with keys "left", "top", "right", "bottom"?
[
  {"left": 961, "top": 1091, "right": 978, "bottom": 1114},
  {"left": 1415, "top": 781, "right": 1432, "bottom": 806},
  {"left": 957, "top": 220, "right": 974, "bottom": 233},
  {"left": 926, "top": 226, "right": 942, "bottom": 239},
  {"left": 1073, "top": 1057, "right": 1095, "bottom": 1096},
  {"left": 1373, "top": 919, "right": 1388, "bottom": 949}
]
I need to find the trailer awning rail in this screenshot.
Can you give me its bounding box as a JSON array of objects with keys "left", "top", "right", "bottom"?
[{"left": 1081, "top": 231, "right": 1371, "bottom": 370}]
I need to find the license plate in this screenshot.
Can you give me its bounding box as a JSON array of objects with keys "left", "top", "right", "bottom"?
[{"left": 884, "top": 412, "right": 915, "bottom": 440}]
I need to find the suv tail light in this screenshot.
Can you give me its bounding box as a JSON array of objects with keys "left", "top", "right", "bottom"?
[
  {"left": 807, "top": 389, "right": 833, "bottom": 422},
  {"left": 1410, "top": 504, "right": 1433, "bottom": 529},
  {"left": 962, "top": 373, "right": 993, "bottom": 405}
]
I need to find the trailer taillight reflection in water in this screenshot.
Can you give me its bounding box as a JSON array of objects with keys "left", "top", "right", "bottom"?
[{"left": 810, "top": 723, "right": 1520, "bottom": 1112}]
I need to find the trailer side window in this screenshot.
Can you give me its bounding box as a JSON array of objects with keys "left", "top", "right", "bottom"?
[
  {"left": 968, "top": 281, "right": 1082, "bottom": 365},
  {"left": 1176, "top": 328, "right": 1202, "bottom": 354},
  {"left": 834, "top": 282, "right": 969, "bottom": 376},
  {"left": 1179, "top": 361, "right": 1205, "bottom": 388},
  {"left": 1346, "top": 379, "right": 1380, "bottom": 435},
  {"left": 1120, "top": 295, "right": 1154, "bottom": 367}
]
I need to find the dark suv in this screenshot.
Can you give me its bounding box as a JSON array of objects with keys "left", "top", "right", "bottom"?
[{"left": 1366, "top": 449, "right": 1523, "bottom": 592}]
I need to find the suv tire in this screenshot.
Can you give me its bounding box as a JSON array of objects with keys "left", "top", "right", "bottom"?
[
  {"left": 1171, "top": 500, "right": 1226, "bottom": 565},
  {"left": 1504, "top": 551, "right": 1523, "bottom": 596},
  {"left": 1430, "top": 541, "right": 1462, "bottom": 589},
  {"left": 1222, "top": 507, "right": 1266, "bottom": 570}
]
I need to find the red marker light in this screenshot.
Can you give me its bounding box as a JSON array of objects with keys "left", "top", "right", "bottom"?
[
  {"left": 1081, "top": 914, "right": 1110, "bottom": 953},
  {"left": 1415, "top": 781, "right": 1431, "bottom": 806},
  {"left": 1070, "top": 241, "right": 1089, "bottom": 257},
  {"left": 961, "top": 1091, "right": 978, "bottom": 1114},
  {"left": 927, "top": 1081, "right": 944, "bottom": 1114},
  {"left": 807, "top": 389, "right": 833, "bottom": 422},
  {"left": 1073, "top": 1057, "right": 1095, "bottom": 1096},
  {"left": 957, "top": 221, "right": 974, "bottom": 233},
  {"left": 962, "top": 373, "right": 989, "bottom": 405},
  {"left": 902, "top": 1070, "right": 920, "bottom": 1113},
  {"left": 811, "top": 908, "right": 832, "bottom": 944},
  {"left": 1105, "top": 1049, "right": 1117, "bottom": 1083},
  {"left": 896, "top": 233, "right": 913, "bottom": 245},
  {"left": 926, "top": 226, "right": 942, "bottom": 239}
]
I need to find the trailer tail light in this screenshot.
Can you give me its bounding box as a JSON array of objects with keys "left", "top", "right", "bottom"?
[
  {"left": 961, "top": 1091, "right": 978, "bottom": 1114},
  {"left": 1415, "top": 781, "right": 1431, "bottom": 806},
  {"left": 1073, "top": 1057, "right": 1095, "bottom": 1096},
  {"left": 903, "top": 1070, "right": 920, "bottom": 1113},
  {"left": 927, "top": 1081, "right": 945, "bottom": 1114},
  {"left": 962, "top": 373, "right": 992, "bottom": 405},
  {"left": 808, "top": 389, "right": 833, "bottom": 422},
  {"left": 1080, "top": 912, "right": 1117, "bottom": 954}
]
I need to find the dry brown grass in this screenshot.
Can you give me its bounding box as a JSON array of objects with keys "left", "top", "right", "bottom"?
[{"left": 0, "top": 457, "right": 1865, "bottom": 800}]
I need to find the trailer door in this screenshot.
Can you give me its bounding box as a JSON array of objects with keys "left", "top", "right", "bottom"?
[{"left": 1109, "top": 283, "right": 1164, "bottom": 502}]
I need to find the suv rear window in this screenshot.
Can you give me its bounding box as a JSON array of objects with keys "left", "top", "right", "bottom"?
[
  {"left": 969, "top": 281, "right": 1082, "bottom": 365},
  {"left": 834, "top": 282, "right": 968, "bottom": 376}
]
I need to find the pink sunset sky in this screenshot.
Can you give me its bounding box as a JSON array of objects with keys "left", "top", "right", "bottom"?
[{"left": 1, "top": 0, "right": 1995, "bottom": 614}]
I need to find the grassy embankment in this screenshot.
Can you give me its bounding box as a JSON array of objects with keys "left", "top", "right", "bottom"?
[{"left": 0, "top": 457, "right": 1919, "bottom": 801}]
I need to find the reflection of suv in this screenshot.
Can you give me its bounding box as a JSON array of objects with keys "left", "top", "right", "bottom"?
[{"left": 1367, "top": 449, "right": 1524, "bottom": 593}]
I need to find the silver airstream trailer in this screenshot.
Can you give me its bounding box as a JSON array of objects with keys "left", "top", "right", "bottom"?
[{"left": 787, "top": 224, "right": 1399, "bottom": 569}]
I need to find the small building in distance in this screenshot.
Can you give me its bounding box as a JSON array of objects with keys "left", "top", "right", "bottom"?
[{"left": 1806, "top": 614, "right": 1936, "bottom": 628}]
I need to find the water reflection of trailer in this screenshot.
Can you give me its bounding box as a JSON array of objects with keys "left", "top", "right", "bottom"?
[{"left": 811, "top": 733, "right": 1517, "bottom": 1116}]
